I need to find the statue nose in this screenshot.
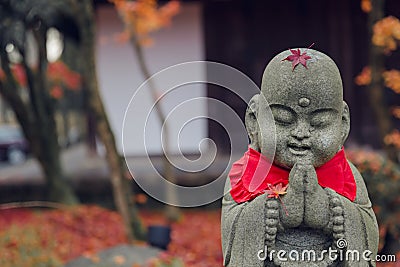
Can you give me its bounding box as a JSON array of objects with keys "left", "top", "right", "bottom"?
[{"left": 290, "top": 122, "right": 311, "bottom": 139}]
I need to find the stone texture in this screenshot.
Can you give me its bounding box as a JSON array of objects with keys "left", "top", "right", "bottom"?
[
  {"left": 221, "top": 49, "right": 379, "bottom": 266},
  {"left": 64, "top": 245, "right": 161, "bottom": 267}
]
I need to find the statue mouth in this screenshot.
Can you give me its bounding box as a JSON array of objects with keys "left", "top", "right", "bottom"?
[{"left": 287, "top": 143, "right": 311, "bottom": 155}]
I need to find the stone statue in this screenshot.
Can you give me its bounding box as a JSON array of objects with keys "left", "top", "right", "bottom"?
[{"left": 221, "top": 48, "right": 379, "bottom": 266}]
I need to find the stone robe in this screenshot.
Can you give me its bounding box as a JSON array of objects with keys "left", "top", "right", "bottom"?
[{"left": 221, "top": 162, "right": 379, "bottom": 267}]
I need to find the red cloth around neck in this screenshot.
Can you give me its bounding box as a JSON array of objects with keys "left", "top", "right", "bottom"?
[{"left": 229, "top": 147, "right": 356, "bottom": 203}]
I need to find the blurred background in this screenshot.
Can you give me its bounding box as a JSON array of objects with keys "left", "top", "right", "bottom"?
[{"left": 0, "top": 0, "right": 399, "bottom": 266}]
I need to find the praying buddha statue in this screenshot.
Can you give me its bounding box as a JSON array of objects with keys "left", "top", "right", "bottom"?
[{"left": 221, "top": 48, "right": 379, "bottom": 266}]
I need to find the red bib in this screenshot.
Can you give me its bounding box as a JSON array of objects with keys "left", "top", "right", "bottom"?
[{"left": 229, "top": 147, "right": 356, "bottom": 203}]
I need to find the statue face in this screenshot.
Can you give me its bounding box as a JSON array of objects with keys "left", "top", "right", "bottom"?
[
  {"left": 266, "top": 97, "right": 344, "bottom": 168},
  {"left": 250, "top": 49, "right": 349, "bottom": 169}
]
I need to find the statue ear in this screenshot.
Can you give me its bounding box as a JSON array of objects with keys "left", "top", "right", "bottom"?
[
  {"left": 245, "top": 94, "right": 260, "bottom": 151},
  {"left": 341, "top": 101, "right": 350, "bottom": 144}
]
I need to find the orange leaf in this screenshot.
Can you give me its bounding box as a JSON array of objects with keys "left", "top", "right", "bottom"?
[
  {"left": 134, "top": 193, "right": 148, "bottom": 204},
  {"left": 383, "top": 69, "right": 400, "bottom": 94},
  {"left": 265, "top": 183, "right": 289, "bottom": 215},
  {"left": 392, "top": 106, "right": 400, "bottom": 119},
  {"left": 355, "top": 66, "right": 371, "bottom": 86},
  {"left": 384, "top": 130, "right": 400, "bottom": 149},
  {"left": 113, "top": 255, "right": 126, "bottom": 265},
  {"left": 361, "top": 0, "right": 372, "bottom": 13},
  {"left": 372, "top": 16, "right": 400, "bottom": 53},
  {"left": 264, "top": 183, "right": 288, "bottom": 199},
  {"left": 110, "top": 0, "right": 180, "bottom": 46}
]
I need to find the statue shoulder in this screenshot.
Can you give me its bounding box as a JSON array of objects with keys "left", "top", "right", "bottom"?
[{"left": 347, "top": 160, "right": 371, "bottom": 205}]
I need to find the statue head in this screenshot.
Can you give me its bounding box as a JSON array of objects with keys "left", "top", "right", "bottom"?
[{"left": 245, "top": 49, "right": 350, "bottom": 169}]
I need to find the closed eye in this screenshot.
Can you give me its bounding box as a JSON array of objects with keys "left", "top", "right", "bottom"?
[
  {"left": 270, "top": 104, "right": 296, "bottom": 125},
  {"left": 309, "top": 109, "right": 338, "bottom": 128}
]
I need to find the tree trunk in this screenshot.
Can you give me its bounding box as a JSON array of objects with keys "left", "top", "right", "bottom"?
[
  {"left": 130, "top": 34, "right": 181, "bottom": 222},
  {"left": 34, "top": 28, "right": 79, "bottom": 203},
  {"left": 367, "top": 0, "right": 397, "bottom": 161},
  {"left": 0, "top": 46, "right": 78, "bottom": 204},
  {"left": 74, "top": 0, "right": 145, "bottom": 240},
  {"left": 37, "top": 129, "right": 78, "bottom": 204}
]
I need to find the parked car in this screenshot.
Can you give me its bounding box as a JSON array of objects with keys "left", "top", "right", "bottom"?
[{"left": 0, "top": 125, "right": 29, "bottom": 165}]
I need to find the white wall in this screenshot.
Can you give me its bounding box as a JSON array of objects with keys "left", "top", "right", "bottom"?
[{"left": 96, "top": 3, "right": 206, "bottom": 156}]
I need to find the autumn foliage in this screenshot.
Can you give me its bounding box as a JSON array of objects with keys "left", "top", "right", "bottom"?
[
  {"left": 382, "top": 69, "right": 400, "bottom": 94},
  {"left": 361, "top": 0, "right": 372, "bottom": 13},
  {"left": 384, "top": 130, "right": 400, "bottom": 149},
  {"left": 9, "top": 64, "right": 27, "bottom": 87},
  {"left": 0, "top": 206, "right": 223, "bottom": 267},
  {"left": 0, "top": 206, "right": 127, "bottom": 266},
  {"left": 346, "top": 149, "right": 400, "bottom": 257},
  {"left": 0, "top": 60, "right": 81, "bottom": 100},
  {"left": 355, "top": 66, "right": 371, "bottom": 86},
  {"left": 141, "top": 210, "right": 223, "bottom": 266},
  {"left": 109, "top": 0, "right": 180, "bottom": 46},
  {"left": 372, "top": 16, "right": 400, "bottom": 53},
  {"left": 355, "top": 6, "right": 400, "bottom": 150},
  {"left": 47, "top": 61, "right": 81, "bottom": 91},
  {"left": 1, "top": 201, "right": 399, "bottom": 266},
  {"left": 282, "top": 47, "right": 312, "bottom": 71}
]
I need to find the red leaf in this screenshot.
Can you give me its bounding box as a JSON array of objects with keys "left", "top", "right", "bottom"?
[
  {"left": 0, "top": 68, "right": 5, "bottom": 81},
  {"left": 11, "top": 64, "right": 27, "bottom": 87},
  {"left": 50, "top": 85, "right": 63, "bottom": 99},
  {"left": 282, "top": 43, "right": 314, "bottom": 71}
]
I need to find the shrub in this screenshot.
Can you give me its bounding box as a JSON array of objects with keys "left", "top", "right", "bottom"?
[{"left": 347, "top": 148, "right": 400, "bottom": 250}]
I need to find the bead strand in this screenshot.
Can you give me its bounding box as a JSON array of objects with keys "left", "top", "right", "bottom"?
[{"left": 265, "top": 198, "right": 280, "bottom": 266}]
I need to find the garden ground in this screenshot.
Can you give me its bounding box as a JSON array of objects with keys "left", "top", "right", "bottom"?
[{"left": 0, "top": 205, "right": 398, "bottom": 266}]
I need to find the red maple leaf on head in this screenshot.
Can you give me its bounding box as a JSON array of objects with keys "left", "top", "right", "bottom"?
[{"left": 282, "top": 43, "right": 314, "bottom": 71}]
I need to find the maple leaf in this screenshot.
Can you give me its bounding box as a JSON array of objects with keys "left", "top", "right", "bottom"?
[
  {"left": 265, "top": 183, "right": 288, "bottom": 199},
  {"left": 282, "top": 43, "right": 314, "bottom": 71},
  {"left": 265, "top": 183, "right": 289, "bottom": 215}
]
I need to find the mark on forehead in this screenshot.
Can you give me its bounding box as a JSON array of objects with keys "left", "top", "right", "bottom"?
[{"left": 298, "top": 97, "right": 310, "bottom": 107}]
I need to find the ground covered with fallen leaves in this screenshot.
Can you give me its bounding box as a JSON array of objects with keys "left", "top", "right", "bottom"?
[
  {"left": 0, "top": 205, "right": 398, "bottom": 266},
  {"left": 0, "top": 205, "right": 222, "bottom": 267}
]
